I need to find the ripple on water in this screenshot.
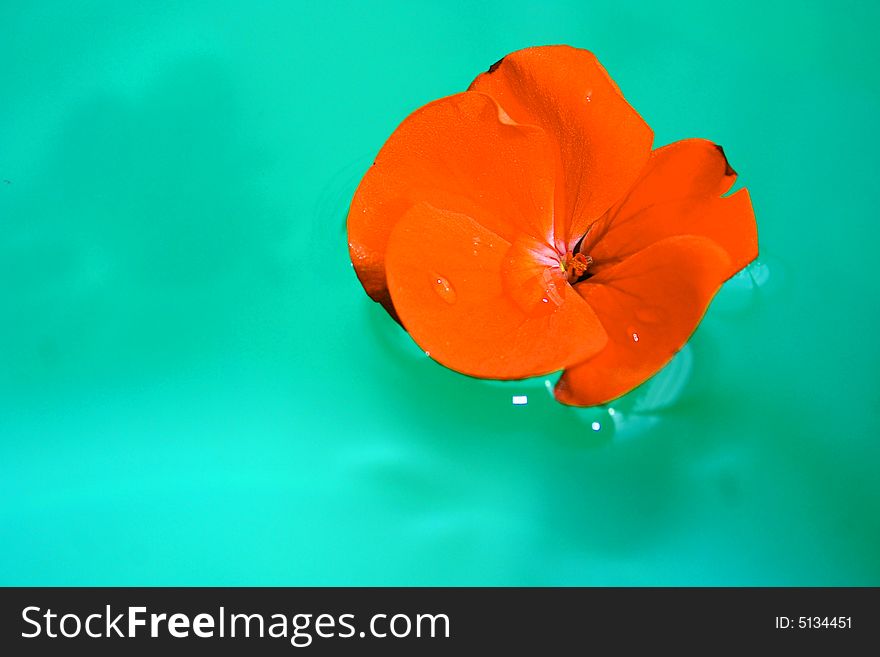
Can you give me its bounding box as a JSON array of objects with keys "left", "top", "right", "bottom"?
[{"left": 362, "top": 296, "right": 430, "bottom": 366}]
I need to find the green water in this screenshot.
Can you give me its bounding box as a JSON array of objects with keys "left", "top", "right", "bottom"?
[{"left": 1, "top": 1, "right": 878, "bottom": 585}]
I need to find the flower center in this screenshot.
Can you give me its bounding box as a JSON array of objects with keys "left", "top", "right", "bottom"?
[{"left": 560, "top": 251, "right": 593, "bottom": 283}]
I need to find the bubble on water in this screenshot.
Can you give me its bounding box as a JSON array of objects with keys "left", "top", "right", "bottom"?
[{"left": 564, "top": 405, "right": 616, "bottom": 445}]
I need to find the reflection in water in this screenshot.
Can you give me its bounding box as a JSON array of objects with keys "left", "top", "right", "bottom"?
[
  {"left": 713, "top": 255, "right": 785, "bottom": 316},
  {"left": 363, "top": 296, "right": 428, "bottom": 365},
  {"left": 629, "top": 345, "right": 693, "bottom": 415}
]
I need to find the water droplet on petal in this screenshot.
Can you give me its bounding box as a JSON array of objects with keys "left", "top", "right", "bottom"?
[
  {"left": 544, "top": 280, "right": 564, "bottom": 306},
  {"left": 631, "top": 332, "right": 640, "bottom": 343},
  {"left": 585, "top": 89, "right": 593, "bottom": 102},
  {"left": 432, "top": 276, "right": 457, "bottom": 304}
]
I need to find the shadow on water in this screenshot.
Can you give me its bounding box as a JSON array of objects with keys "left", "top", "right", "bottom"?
[{"left": 342, "top": 293, "right": 722, "bottom": 558}]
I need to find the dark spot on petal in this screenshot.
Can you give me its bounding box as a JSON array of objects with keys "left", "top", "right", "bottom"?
[
  {"left": 715, "top": 144, "right": 737, "bottom": 177},
  {"left": 487, "top": 57, "right": 505, "bottom": 74}
]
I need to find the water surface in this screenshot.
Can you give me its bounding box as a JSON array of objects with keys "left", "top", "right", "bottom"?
[{"left": 1, "top": 1, "right": 878, "bottom": 585}]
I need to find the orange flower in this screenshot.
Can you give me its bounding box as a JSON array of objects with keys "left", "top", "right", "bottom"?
[{"left": 348, "top": 45, "right": 757, "bottom": 406}]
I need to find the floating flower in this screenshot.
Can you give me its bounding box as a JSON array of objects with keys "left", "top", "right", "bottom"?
[{"left": 348, "top": 45, "right": 757, "bottom": 406}]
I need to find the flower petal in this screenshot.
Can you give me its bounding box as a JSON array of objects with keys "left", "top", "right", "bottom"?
[
  {"left": 348, "top": 91, "right": 559, "bottom": 315},
  {"left": 584, "top": 139, "right": 758, "bottom": 276},
  {"left": 554, "top": 236, "right": 732, "bottom": 406},
  {"left": 386, "top": 202, "right": 607, "bottom": 379},
  {"left": 469, "top": 45, "right": 653, "bottom": 249}
]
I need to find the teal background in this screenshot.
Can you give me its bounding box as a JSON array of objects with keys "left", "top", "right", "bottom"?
[{"left": 1, "top": 1, "right": 878, "bottom": 585}]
